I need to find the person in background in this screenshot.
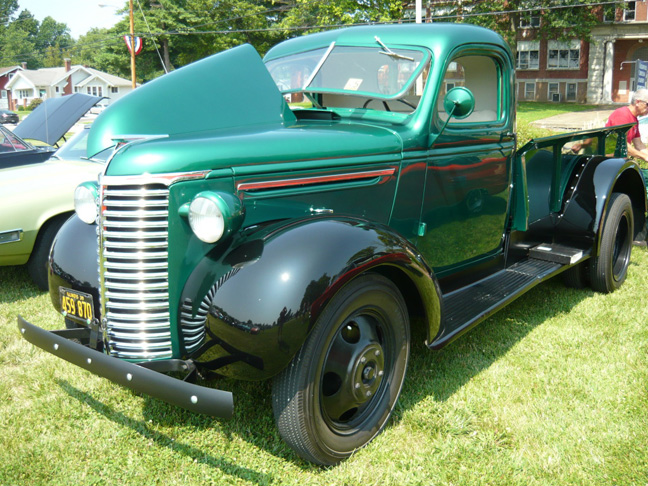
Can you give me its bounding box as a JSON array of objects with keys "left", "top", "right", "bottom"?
[
  {"left": 571, "top": 88, "right": 648, "bottom": 160},
  {"left": 605, "top": 88, "right": 648, "bottom": 162}
]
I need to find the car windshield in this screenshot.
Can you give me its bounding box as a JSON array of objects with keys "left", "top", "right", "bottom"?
[
  {"left": 0, "top": 126, "right": 34, "bottom": 153},
  {"left": 266, "top": 44, "right": 429, "bottom": 100},
  {"left": 53, "top": 127, "right": 114, "bottom": 163}
]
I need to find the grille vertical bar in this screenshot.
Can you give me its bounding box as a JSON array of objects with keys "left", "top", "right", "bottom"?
[{"left": 100, "top": 184, "right": 172, "bottom": 360}]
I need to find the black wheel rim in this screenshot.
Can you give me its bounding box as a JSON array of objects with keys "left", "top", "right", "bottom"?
[
  {"left": 612, "top": 212, "right": 631, "bottom": 281},
  {"left": 319, "top": 310, "right": 392, "bottom": 433}
]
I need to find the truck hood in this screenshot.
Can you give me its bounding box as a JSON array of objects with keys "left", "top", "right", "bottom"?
[
  {"left": 104, "top": 121, "right": 404, "bottom": 176},
  {"left": 87, "top": 44, "right": 296, "bottom": 157}
]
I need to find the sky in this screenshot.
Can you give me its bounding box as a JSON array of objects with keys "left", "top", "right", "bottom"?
[{"left": 16, "top": 0, "right": 124, "bottom": 39}]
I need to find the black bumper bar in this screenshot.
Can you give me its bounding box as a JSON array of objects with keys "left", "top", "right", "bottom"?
[{"left": 17, "top": 316, "right": 233, "bottom": 419}]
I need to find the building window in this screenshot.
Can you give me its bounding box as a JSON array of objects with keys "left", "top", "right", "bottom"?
[
  {"left": 548, "top": 82, "right": 559, "bottom": 100},
  {"left": 517, "top": 41, "right": 540, "bottom": 70},
  {"left": 624, "top": 1, "right": 636, "bottom": 21},
  {"left": 18, "top": 89, "right": 31, "bottom": 98},
  {"left": 111, "top": 87, "right": 118, "bottom": 94},
  {"left": 519, "top": 15, "right": 540, "bottom": 28},
  {"left": 74, "top": 87, "right": 80, "bottom": 93},
  {"left": 524, "top": 82, "right": 536, "bottom": 100},
  {"left": 548, "top": 40, "right": 580, "bottom": 70},
  {"left": 1, "top": 90, "right": 6, "bottom": 99},
  {"left": 55, "top": 86, "right": 60, "bottom": 93},
  {"left": 87, "top": 86, "right": 103, "bottom": 96},
  {"left": 566, "top": 83, "right": 577, "bottom": 101}
]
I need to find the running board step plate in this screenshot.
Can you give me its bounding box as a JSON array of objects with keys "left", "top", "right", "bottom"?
[
  {"left": 529, "top": 243, "right": 584, "bottom": 265},
  {"left": 433, "top": 258, "right": 563, "bottom": 348}
]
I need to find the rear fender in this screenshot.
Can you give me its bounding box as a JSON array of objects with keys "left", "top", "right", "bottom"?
[
  {"left": 180, "top": 217, "right": 442, "bottom": 380},
  {"left": 558, "top": 156, "right": 647, "bottom": 252}
]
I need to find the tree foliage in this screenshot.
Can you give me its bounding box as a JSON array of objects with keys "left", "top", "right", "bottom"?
[
  {"left": 425, "top": 1, "right": 626, "bottom": 53},
  {"left": 0, "top": 0, "right": 632, "bottom": 85},
  {"left": 0, "top": 4, "right": 72, "bottom": 68}
]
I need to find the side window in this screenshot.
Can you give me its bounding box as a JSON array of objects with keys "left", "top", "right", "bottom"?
[{"left": 438, "top": 55, "right": 502, "bottom": 124}]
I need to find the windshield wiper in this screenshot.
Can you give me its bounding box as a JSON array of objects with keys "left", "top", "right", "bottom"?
[
  {"left": 302, "top": 42, "right": 336, "bottom": 90},
  {"left": 375, "top": 36, "right": 414, "bottom": 61}
]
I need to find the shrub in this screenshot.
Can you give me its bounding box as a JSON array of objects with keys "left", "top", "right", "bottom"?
[{"left": 27, "top": 98, "right": 43, "bottom": 111}]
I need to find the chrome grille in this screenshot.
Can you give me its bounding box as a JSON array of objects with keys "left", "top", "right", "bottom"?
[{"left": 100, "top": 184, "right": 171, "bottom": 360}]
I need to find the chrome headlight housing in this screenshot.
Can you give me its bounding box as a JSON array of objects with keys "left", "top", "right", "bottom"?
[
  {"left": 74, "top": 181, "right": 99, "bottom": 224},
  {"left": 187, "top": 192, "right": 244, "bottom": 244}
]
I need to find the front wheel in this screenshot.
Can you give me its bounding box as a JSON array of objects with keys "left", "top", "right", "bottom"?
[
  {"left": 590, "top": 192, "right": 633, "bottom": 293},
  {"left": 272, "top": 274, "right": 410, "bottom": 465}
]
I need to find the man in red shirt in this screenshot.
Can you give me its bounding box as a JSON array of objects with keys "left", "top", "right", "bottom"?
[{"left": 605, "top": 88, "right": 648, "bottom": 161}]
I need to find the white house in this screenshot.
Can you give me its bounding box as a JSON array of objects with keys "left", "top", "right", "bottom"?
[{"left": 6, "top": 59, "right": 135, "bottom": 109}]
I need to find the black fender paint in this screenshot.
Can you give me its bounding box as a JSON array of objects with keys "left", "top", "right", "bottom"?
[
  {"left": 180, "top": 217, "right": 442, "bottom": 381},
  {"left": 557, "top": 156, "right": 647, "bottom": 250},
  {"left": 47, "top": 215, "right": 100, "bottom": 316}
]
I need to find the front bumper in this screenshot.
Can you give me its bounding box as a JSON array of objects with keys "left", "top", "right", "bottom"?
[{"left": 17, "top": 316, "right": 234, "bottom": 419}]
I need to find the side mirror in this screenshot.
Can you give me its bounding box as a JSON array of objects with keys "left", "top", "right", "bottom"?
[{"left": 443, "top": 87, "right": 475, "bottom": 120}]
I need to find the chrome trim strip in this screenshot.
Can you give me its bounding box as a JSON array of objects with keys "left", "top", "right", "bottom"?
[
  {"left": 101, "top": 170, "right": 209, "bottom": 187},
  {"left": 0, "top": 228, "right": 23, "bottom": 245},
  {"left": 236, "top": 167, "right": 396, "bottom": 192}
]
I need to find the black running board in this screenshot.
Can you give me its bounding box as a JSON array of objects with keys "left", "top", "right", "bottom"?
[{"left": 429, "top": 257, "right": 573, "bottom": 349}]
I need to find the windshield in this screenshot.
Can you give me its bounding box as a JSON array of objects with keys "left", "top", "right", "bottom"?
[
  {"left": 54, "top": 127, "right": 114, "bottom": 163},
  {"left": 0, "top": 126, "right": 34, "bottom": 153},
  {"left": 266, "top": 45, "right": 429, "bottom": 99}
]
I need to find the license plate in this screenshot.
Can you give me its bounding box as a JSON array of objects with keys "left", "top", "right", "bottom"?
[{"left": 60, "top": 287, "right": 94, "bottom": 324}]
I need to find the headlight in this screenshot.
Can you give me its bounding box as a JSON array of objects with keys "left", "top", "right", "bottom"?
[
  {"left": 187, "top": 191, "right": 244, "bottom": 244},
  {"left": 74, "top": 182, "right": 99, "bottom": 224}
]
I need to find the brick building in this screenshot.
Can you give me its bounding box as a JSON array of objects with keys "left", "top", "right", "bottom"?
[{"left": 404, "top": 1, "right": 648, "bottom": 104}]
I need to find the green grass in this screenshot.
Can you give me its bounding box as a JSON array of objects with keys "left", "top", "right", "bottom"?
[
  {"left": 516, "top": 102, "right": 606, "bottom": 124},
  {"left": 2, "top": 250, "right": 647, "bottom": 485},
  {"left": 2, "top": 106, "right": 648, "bottom": 484}
]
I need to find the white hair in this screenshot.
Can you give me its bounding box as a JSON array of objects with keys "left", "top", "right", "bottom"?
[{"left": 631, "top": 88, "right": 648, "bottom": 104}]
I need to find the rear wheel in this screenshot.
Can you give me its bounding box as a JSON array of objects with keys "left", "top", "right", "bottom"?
[
  {"left": 590, "top": 193, "right": 633, "bottom": 293},
  {"left": 272, "top": 274, "right": 410, "bottom": 465}
]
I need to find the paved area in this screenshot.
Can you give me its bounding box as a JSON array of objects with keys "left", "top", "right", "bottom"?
[{"left": 532, "top": 109, "right": 615, "bottom": 130}]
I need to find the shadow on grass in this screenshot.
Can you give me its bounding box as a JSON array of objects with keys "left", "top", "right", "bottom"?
[
  {"left": 55, "top": 274, "right": 593, "bottom": 469},
  {"left": 57, "top": 379, "right": 280, "bottom": 483},
  {"left": 398, "top": 278, "right": 592, "bottom": 407},
  {"left": 0, "top": 265, "right": 43, "bottom": 304}
]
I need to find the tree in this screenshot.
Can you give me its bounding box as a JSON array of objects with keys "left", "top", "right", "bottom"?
[
  {"left": 278, "top": 0, "right": 403, "bottom": 35},
  {"left": 0, "top": 19, "right": 35, "bottom": 66},
  {"left": 36, "top": 16, "right": 73, "bottom": 66},
  {"left": 424, "top": 1, "right": 626, "bottom": 55}
]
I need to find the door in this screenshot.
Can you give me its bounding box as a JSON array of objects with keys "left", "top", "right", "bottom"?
[{"left": 418, "top": 49, "right": 515, "bottom": 277}]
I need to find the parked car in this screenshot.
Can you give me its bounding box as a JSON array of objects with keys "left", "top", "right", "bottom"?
[
  {"left": 0, "top": 126, "right": 113, "bottom": 289},
  {"left": 0, "top": 124, "right": 55, "bottom": 168},
  {"left": 0, "top": 109, "right": 19, "bottom": 124},
  {"left": 0, "top": 93, "right": 102, "bottom": 169}
]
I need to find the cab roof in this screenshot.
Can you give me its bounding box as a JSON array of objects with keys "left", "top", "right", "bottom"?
[{"left": 264, "top": 23, "right": 510, "bottom": 62}]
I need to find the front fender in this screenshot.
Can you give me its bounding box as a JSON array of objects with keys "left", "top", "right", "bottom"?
[
  {"left": 180, "top": 217, "right": 441, "bottom": 380},
  {"left": 48, "top": 215, "right": 100, "bottom": 316},
  {"left": 557, "top": 156, "right": 647, "bottom": 251}
]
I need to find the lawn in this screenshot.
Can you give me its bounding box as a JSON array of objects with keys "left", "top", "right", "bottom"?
[
  {"left": 1, "top": 107, "right": 647, "bottom": 485},
  {"left": 2, "top": 250, "right": 647, "bottom": 485}
]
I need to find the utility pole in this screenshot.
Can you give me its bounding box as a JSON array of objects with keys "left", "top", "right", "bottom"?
[{"left": 129, "top": 0, "right": 136, "bottom": 88}]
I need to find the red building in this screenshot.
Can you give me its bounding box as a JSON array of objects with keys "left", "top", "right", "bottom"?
[
  {"left": 404, "top": 1, "right": 648, "bottom": 104},
  {"left": 0, "top": 65, "right": 22, "bottom": 111}
]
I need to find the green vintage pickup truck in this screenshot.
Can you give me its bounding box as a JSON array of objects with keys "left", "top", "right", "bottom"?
[{"left": 18, "top": 23, "right": 646, "bottom": 465}]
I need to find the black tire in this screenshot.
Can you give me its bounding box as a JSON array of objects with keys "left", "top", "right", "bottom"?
[
  {"left": 590, "top": 193, "right": 633, "bottom": 293},
  {"left": 27, "top": 217, "right": 67, "bottom": 291},
  {"left": 272, "top": 273, "right": 410, "bottom": 465}
]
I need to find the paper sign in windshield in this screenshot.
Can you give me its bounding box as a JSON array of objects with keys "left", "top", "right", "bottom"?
[{"left": 344, "top": 78, "right": 363, "bottom": 90}]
